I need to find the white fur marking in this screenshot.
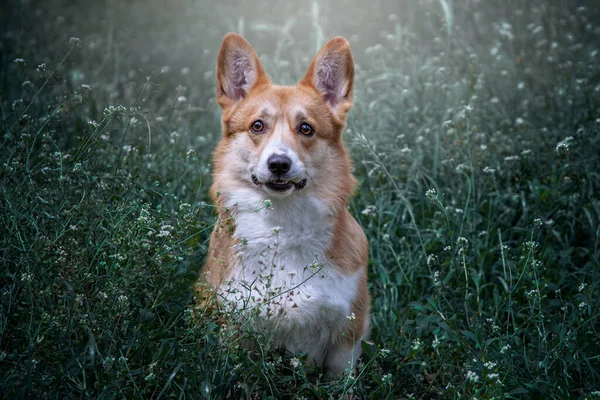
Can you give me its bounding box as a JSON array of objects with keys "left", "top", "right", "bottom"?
[{"left": 219, "top": 190, "right": 360, "bottom": 363}]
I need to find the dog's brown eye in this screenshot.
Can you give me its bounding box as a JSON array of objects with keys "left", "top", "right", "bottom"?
[
  {"left": 299, "top": 123, "right": 313, "bottom": 136},
  {"left": 250, "top": 120, "right": 264, "bottom": 133}
]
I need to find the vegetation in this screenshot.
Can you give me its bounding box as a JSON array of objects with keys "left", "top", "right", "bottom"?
[{"left": 1, "top": 0, "right": 599, "bottom": 398}]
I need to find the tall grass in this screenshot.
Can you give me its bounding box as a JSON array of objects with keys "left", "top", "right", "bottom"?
[{"left": 1, "top": 0, "right": 599, "bottom": 398}]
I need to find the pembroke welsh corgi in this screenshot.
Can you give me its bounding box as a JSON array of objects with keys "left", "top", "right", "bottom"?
[{"left": 201, "top": 33, "right": 370, "bottom": 375}]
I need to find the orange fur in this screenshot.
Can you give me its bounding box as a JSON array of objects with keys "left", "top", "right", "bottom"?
[{"left": 200, "top": 33, "right": 370, "bottom": 375}]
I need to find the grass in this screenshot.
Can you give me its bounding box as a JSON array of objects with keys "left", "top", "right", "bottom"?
[{"left": 1, "top": 0, "right": 600, "bottom": 398}]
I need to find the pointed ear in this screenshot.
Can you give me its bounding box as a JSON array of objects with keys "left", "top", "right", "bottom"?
[
  {"left": 300, "top": 37, "right": 354, "bottom": 118},
  {"left": 216, "top": 33, "right": 270, "bottom": 109}
]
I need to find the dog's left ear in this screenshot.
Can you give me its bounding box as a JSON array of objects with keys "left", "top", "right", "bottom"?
[
  {"left": 216, "top": 33, "right": 270, "bottom": 109},
  {"left": 300, "top": 37, "right": 354, "bottom": 119}
]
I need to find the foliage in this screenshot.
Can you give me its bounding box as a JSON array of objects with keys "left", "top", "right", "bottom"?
[{"left": 1, "top": 0, "right": 599, "bottom": 398}]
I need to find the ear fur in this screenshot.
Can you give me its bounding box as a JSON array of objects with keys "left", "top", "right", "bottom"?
[
  {"left": 300, "top": 37, "right": 355, "bottom": 118},
  {"left": 216, "top": 33, "right": 270, "bottom": 109}
]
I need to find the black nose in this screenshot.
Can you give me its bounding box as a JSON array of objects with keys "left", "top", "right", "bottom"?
[{"left": 267, "top": 154, "right": 292, "bottom": 175}]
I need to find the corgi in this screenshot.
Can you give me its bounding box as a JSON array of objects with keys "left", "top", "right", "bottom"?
[{"left": 200, "top": 33, "right": 370, "bottom": 375}]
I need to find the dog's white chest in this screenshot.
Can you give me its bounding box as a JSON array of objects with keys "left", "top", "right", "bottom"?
[{"left": 219, "top": 191, "right": 359, "bottom": 350}]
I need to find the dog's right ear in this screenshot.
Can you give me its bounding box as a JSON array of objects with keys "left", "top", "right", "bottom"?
[{"left": 216, "top": 33, "right": 270, "bottom": 109}]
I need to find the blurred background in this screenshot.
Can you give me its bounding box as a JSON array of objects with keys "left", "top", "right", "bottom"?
[{"left": 1, "top": 0, "right": 600, "bottom": 398}]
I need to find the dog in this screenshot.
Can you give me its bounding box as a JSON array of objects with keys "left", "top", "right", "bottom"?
[{"left": 200, "top": 33, "right": 370, "bottom": 375}]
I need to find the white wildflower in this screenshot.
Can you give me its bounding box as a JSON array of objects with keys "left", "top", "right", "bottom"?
[
  {"left": 425, "top": 188, "right": 437, "bottom": 200},
  {"left": 456, "top": 237, "right": 469, "bottom": 246},
  {"left": 411, "top": 338, "right": 422, "bottom": 351},
  {"left": 484, "top": 361, "right": 497, "bottom": 370},
  {"left": 556, "top": 136, "right": 574, "bottom": 156},
  {"left": 466, "top": 370, "right": 480, "bottom": 383}
]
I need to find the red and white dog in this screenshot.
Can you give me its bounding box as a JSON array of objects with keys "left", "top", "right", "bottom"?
[{"left": 201, "top": 33, "right": 370, "bottom": 375}]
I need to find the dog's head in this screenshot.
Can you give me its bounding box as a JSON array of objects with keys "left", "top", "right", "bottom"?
[{"left": 212, "top": 33, "right": 355, "bottom": 203}]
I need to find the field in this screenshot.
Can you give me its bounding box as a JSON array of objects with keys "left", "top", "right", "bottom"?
[{"left": 1, "top": 0, "right": 600, "bottom": 398}]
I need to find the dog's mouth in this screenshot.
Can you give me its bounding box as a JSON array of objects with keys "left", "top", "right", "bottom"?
[{"left": 251, "top": 175, "right": 307, "bottom": 192}]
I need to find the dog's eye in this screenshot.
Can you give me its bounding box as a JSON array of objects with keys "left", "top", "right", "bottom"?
[
  {"left": 299, "top": 123, "right": 313, "bottom": 136},
  {"left": 250, "top": 120, "right": 264, "bottom": 133}
]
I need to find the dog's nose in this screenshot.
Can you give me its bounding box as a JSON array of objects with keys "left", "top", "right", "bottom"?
[{"left": 267, "top": 154, "right": 292, "bottom": 175}]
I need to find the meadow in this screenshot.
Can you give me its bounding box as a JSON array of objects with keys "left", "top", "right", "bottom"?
[{"left": 1, "top": 0, "right": 599, "bottom": 398}]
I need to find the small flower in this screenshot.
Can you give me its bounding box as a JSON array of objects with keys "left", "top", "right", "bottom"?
[
  {"left": 487, "top": 372, "right": 501, "bottom": 381},
  {"left": 14, "top": 58, "right": 26, "bottom": 66},
  {"left": 36, "top": 62, "right": 46, "bottom": 72},
  {"left": 22, "top": 80, "right": 33, "bottom": 88},
  {"left": 525, "top": 240, "right": 538, "bottom": 251},
  {"left": 290, "top": 357, "right": 300, "bottom": 368},
  {"left": 500, "top": 344, "right": 511, "bottom": 354},
  {"left": 556, "top": 136, "right": 574, "bottom": 156},
  {"left": 556, "top": 136, "right": 575, "bottom": 157},
  {"left": 456, "top": 237, "right": 469, "bottom": 246},
  {"left": 432, "top": 270, "right": 442, "bottom": 287},
  {"left": 122, "top": 145, "right": 134, "bottom": 153},
  {"left": 157, "top": 226, "right": 172, "bottom": 238},
  {"left": 411, "top": 338, "right": 422, "bottom": 351},
  {"left": 579, "top": 302, "right": 588, "bottom": 311},
  {"left": 578, "top": 283, "right": 587, "bottom": 292},
  {"left": 177, "top": 96, "right": 187, "bottom": 103},
  {"left": 432, "top": 336, "right": 440, "bottom": 348},
  {"left": 534, "top": 218, "right": 543, "bottom": 227},
  {"left": 379, "top": 348, "right": 391, "bottom": 356},
  {"left": 484, "top": 361, "right": 497, "bottom": 370},
  {"left": 346, "top": 313, "right": 356, "bottom": 321},
  {"left": 262, "top": 199, "right": 273, "bottom": 210},
  {"left": 455, "top": 163, "right": 469, "bottom": 174},
  {"left": 361, "top": 205, "right": 377, "bottom": 216},
  {"left": 103, "top": 104, "right": 127, "bottom": 117},
  {"left": 521, "top": 149, "right": 533, "bottom": 156},
  {"left": 69, "top": 37, "right": 81, "bottom": 47},
  {"left": 308, "top": 262, "right": 322, "bottom": 273},
  {"left": 425, "top": 188, "right": 437, "bottom": 201},
  {"left": 427, "top": 254, "right": 438, "bottom": 267},
  {"left": 466, "top": 370, "right": 480, "bottom": 383}
]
